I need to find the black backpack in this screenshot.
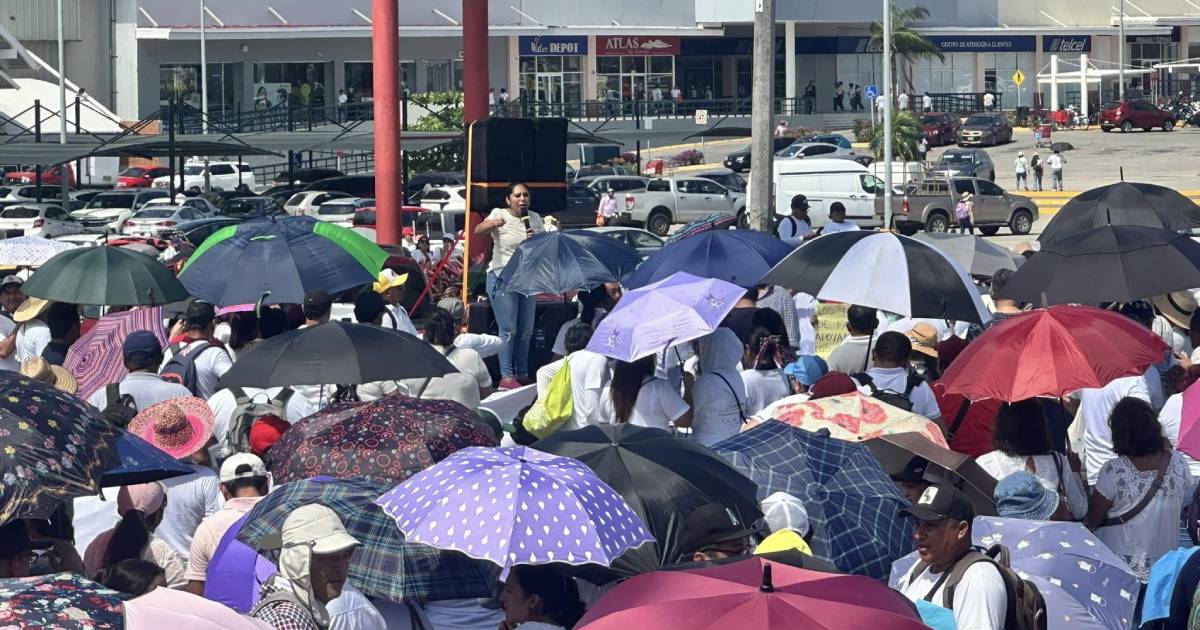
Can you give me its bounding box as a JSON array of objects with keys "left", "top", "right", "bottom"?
[
  {"left": 852, "top": 372, "right": 922, "bottom": 412},
  {"left": 160, "top": 341, "right": 217, "bottom": 395},
  {"left": 773, "top": 215, "right": 799, "bottom": 240},
  {"left": 908, "top": 544, "right": 1048, "bottom": 630},
  {"left": 101, "top": 384, "right": 139, "bottom": 429}
]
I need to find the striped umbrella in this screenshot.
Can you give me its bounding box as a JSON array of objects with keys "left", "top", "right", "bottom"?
[
  {"left": 65, "top": 307, "right": 167, "bottom": 400},
  {"left": 0, "top": 235, "right": 75, "bottom": 267}
]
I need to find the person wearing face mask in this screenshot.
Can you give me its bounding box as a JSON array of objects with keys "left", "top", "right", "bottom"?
[{"left": 252, "top": 504, "right": 360, "bottom": 630}]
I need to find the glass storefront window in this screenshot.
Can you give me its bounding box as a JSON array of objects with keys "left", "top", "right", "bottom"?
[
  {"left": 517, "top": 55, "right": 585, "bottom": 103},
  {"left": 425, "top": 60, "right": 463, "bottom": 93},
  {"left": 595, "top": 56, "right": 675, "bottom": 101},
  {"left": 252, "top": 62, "right": 328, "bottom": 109},
  {"left": 910, "top": 53, "right": 975, "bottom": 96},
  {"left": 679, "top": 56, "right": 720, "bottom": 99},
  {"left": 981, "top": 52, "right": 1034, "bottom": 108},
  {"left": 160, "top": 63, "right": 239, "bottom": 116},
  {"left": 837, "top": 55, "right": 881, "bottom": 93},
  {"left": 344, "top": 62, "right": 372, "bottom": 101}
]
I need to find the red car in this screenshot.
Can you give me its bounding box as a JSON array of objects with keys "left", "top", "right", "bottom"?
[
  {"left": 116, "top": 166, "right": 172, "bottom": 189},
  {"left": 4, "top": 164, "right": 75, "bottom": 187},
  {"left": 920, "top": 112, "right": 961, "bottom": 146},
  {"left": 1099, "top": 100, "right": 1175, "bottom": 132}
]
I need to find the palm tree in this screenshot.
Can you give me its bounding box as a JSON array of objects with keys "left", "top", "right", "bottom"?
[
  {"left": 867, "top": 111, "right": 923, "bottom": 161},
  {"left": 870, "top": 5, "right": 944, "bottom": 95}
]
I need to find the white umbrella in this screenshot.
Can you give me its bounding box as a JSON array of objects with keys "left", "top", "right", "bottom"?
[{"left": 0, "top": 235, "right": 76, "bottom": 267}]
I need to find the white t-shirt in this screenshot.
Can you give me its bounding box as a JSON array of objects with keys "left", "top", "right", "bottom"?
[
  {"left": 383, "top": 304, "right": 418, "bottom": 337},
  {"left": 897, "top": 93, "right": 909, "bottom": 109},
  {"left": 983, "top": 93, "right": 995, "bottom": 107},
  {"left": 15, "top": 319, "right": 50, "bottom": 364},
  {"left": 564, "top": 350, "right": 610, "bottom": 431},
  {"left": 854, "top": 367, "right": 941, "bottom": 420},
  {"left": 740, "top": 368, "right": 792, "bottom": 417},
  {"left": 327, "top": 583, "right": 387, "bottom": 630},
  {"left": 455, "top": 332, "right": 501, "bottom": 359},
  {"left": 160, "top": 339, "right": 234, "bottom": 400},
  {"left": 976, "top": 450, "right": 1089, "bottom": 519},
  {"left": 1094, "top": 451, "right": 1193, "bottom": 580},
  {"left": 1156, "top": 392, "right": 1200, "bottom": 480},
  {"left": 899, "top": 561, "right": 1007, "bottom": 630},
  {"left": 337, "top": 93, "right": 349, "bottom": 105},
  {"left": 690, "top": 370, "right": 747, "bottom": 447},
  {"left": 598, "top": 377, "right": 688, "bottom": 431},
  {"left": 1047, "top": 153, "right": 1064, "bottom": 170},
  {"left": 552, "top": 316, "right": 585, "bottom": 357},
  {"left": 1153, "top": 316, "right": 1192, "bottom": 356},
  {"left": 775, "top": 216, "right": 812, "bottom": 247},
  {"left": 157, "top": 464, "right": 224, "bottom": 559},
  {"left": 486, "top": 207, "right": 543, "bottom": 273},
  {"left": 401, "top": 345, "right": 492, "bottom": 409},
  {"left": 206, "top": 386, "right": 318, "bottom": 446},
  {"left": 1080, "top": 375, "right": 1151, "bottom": 485},
  {"left": 826, "top": 335, "right": 875, "bottom": 374},
  {"left": 820, "top": 220, "right": 860, "bottom": 235},
  {"left": 0, "top": 314, "right": 17, "bottom": 372}
]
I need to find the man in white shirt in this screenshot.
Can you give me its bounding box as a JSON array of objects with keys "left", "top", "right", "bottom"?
[
  {"left": 436, "top": 297, "right": 502, "bottom": 359},
  {"left": 826, "top": 305, "right": 878, "bottom": 374},
  {"left": 774, "top": 120, "right": 789, "bottom": 136},
  {"left": 373, "top": 270, "right": 418, "bottom": 336},
  {"left": 983, "top": 91, "right": 995, "bottom": 110},
  {"left": 852, "top": 331, "right": 941, "bottom": 421},
  {"left": 13, "top": 297, "right": 51, "bottom": 364},
  {"left": 0, "top": 275, "right": 24, "bottom": 372},
  {"left": 88, "top": 331, "right": 193, "bottom": 411},
  {"left": 1080, "top": 375, "right": 1152, "bottom": 485},
  {"left": 922, "top": 93, "right": 933, "bottom": 112},
  {"left": 207, "top": 385, "right": 316, "bottom": 447},
  {"left": 1046, "top": 149, "right": 1066, "bottom": 191},
  {"left": 897, "top": 92, "right": 910, "bottom": 111},
  {"left": 565, "top": 349, "right": 611, "bottom": 431},
  {"left": 897, "top": 483, "right": 1007, "bottom": 630},
  {"left": 160, "top": 300, "right": 234, "bottom": 399},
  {"left": 185, "top": 453, "right": 270, "bottom": 595},
  {"left": 774, "top": 194, "right": 814, "bottom": 247},
  {"left": 818, "top": 202, "right": 861, "bottom": 235}
]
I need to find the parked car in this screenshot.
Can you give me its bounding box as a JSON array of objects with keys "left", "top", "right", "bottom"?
[
  {"left": 69, "top": 189, "right": 104, "bottom": 206},
  {"left": 116, "top": 166, "right": 172, "bottom": 189},
  {"left": 273, "top": 167, "right": 345, "bottom": 185},
  {"left": 0, "top": 186, "right": 68, "bottom": 212},
  {"left": 120, "top": 205, "right": 208, "bottom": 237},
  {"left": 418, "top": 186, "right": 467, "bottom": 234},
  {"left": 151, "top": 161, "right": 256, "bottom": 192},
  {"left": 3, "top": 164, "right": 75, "bottom": 187},
  {"left": 724, "top": 136, "right": 796, "bottom": 173},
  {"left": 776, "top": 142, "right": 855, "bottom": 160},
  {"left": 623, "top": 176, "right": 746, "bottom": 236},
  {"left": 574, "top": 176, "right": 649, "bottom": 194},
  {"left": 583, "top": 226, "right": 665, "bottom": 259},
  {"left": 304, "top": 175, "right": 374, "bottom": 198},
  {"left": 694, "top": 170, "right": 746, "bottom": 194},
  {"left": 957, "top": 112, "right": 1012, "bottom": 146},
  {"left": 920, "top": 112, "right": 962, "bottom": 147},
  {"left": 791, "top": 133, "right": 853, "bottom": 149},
  {"left": 52, "top": 232, "right": 107, "bottom": 247},
  {"left": 72, "top": 189, "right": 171, "bottom": 233},
  {"left": 169, "top": 217, "right": 243, "bottom": 246},
  {"left": 1099, "top": 100, "right": 1175, "bottom": 132},
  {"left": 314, "top": 198, "right": 376, "bottom": 226},
  {"left": 893, "top": 177, "right": 1038, "bottom": 236},
  {"left": 575, "top": 165, "right": 631, "bottom": 178},
  {"left": 929, "top": 148, "right": 996, "bottom": 181},
  {"left": 0, "top": 203, "right": 81, "bottom": 238},
  {"left": 222, "top": 197, "right": 287, "bottom": 218},
  {"left": 140, "top": 197, "right": 220, "bottom": 217},
  {"left": 759, "top": 158, "right": 885, "bottom": 230},
  {"left": 405, "top": 172, "right": 465, "bottom": 201},
  {"left": 260, "top": 183, "right": 307, "bottom": 206},
  {"left": 284, "top": 191, "right": 353, "bottom": 216},
  {"left": 555, "top": 184, "right": 603, "bottom": 228}
]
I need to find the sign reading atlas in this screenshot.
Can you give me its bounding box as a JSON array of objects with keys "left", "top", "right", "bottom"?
[
  {"left": 597, "top": 36, "right": 680, "bottom": 56},
  {"left": 518, "top": 36, "right": 588, "bottom": 57}
]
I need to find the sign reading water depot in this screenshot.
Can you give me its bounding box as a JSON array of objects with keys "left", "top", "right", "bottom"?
[
  {"left": 597, "top": 36, "right": 680, "bottom": 56},
  {"left": 518, "top": 36, "right": 588, "bottom": 56}
]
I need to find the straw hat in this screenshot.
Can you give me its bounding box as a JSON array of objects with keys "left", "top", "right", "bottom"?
[
  {"left": 905, "top": 323, "right": 940, "bottom": 358},
  {"left": 12, "top": 297, "right": 49, "bottom": 323},
  {"left": 128, "top": 397, "right": 215, "bottom": 459},
  {"left": 960, "top": 191, "right": 973, "bottom": 201},
  {"left": 1151, "top": 291, "right": 1198, "bottom": 331},
  {"left": 19, "top": 357, "right": 77, "bottom": 395},
  {"left": 372, "top": 269, "right": 409, "bottom": 294}
]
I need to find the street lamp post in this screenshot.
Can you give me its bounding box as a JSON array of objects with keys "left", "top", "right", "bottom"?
[
  {"left": 57, "top": 0, "right": 67, "bottom": 206},
  {"left": 882, "top": 0, "right": 894, "bottom": 230},
  {"left": 1118, "top": 0, "right": 1126, "bottom": 100},
  {"left": 200, "top": 0, "right": 210, "bottom": 192}
]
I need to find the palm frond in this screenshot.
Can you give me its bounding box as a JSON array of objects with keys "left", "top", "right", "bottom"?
[{"left": 868, "top": 111, "right": 924, "bottom": 162}]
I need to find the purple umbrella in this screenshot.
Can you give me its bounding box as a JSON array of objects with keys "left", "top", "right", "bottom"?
[
  {"left": 204, "top": 514, "right": 277, "bottom": 613},
  {"left": 585, "top": 271, "right": 745, "bottom": 362},
  {"left": 376, "top": 446, "right": 654, "bottom": 568},
  {"left": 65, "top": 307, "right": 167, "bottom": 400}
]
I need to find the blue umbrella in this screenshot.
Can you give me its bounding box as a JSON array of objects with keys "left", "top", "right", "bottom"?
[
  {"left": 497, "top": 231, "right": 642, "bottom": 296},
  {"left": 99, "top": 430, "right": 195, "bottom": 487},
  {"left": 624, "top": 229, "right": 794, "bottom": 289},
  {"left": 178, "top": 216, "right": 388, "bottom": 306},
  {"left": 712, "top": 421, "right": 912, "bottom": 580},
  {"left": 889, "top": 518, "right": 1139, "bottom": 630}
]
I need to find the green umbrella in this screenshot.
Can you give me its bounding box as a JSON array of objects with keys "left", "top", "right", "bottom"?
[{"left": 22, "top": 246, "right": 189, "bottom": 306}]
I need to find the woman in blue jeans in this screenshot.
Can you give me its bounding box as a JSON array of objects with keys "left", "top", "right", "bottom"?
[{"left": 475, "top": 183, "right": 543, "bottom": 389}]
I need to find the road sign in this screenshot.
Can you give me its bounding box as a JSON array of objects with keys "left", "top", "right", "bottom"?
[
  {"left": 864, "top": 84, "right": 878, "bottom": 99},
  {"left": 694, "top": 109, "right": 709, "bottom": 125},
  {"left": 1012, "top": 70, "right": 1025, "bottom": 86}
]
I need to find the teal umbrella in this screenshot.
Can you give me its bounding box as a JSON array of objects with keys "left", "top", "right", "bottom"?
[{"left": 22, "top": 246, "right": 189, "bottom": 306}]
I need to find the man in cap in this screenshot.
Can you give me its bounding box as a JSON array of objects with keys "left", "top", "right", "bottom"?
[
  {"left": 818, "top": 202, "right": 860, "bottom": 235},
  {"left": 435, "top": 296, "right": 501, "bottom": 359},
  {"left": 896, "top": 482, "right": 1006, "bottom": 630},
  {"left": 252, "top": 504, "right": 360, "bottom": 630},
  {"left": 852, "top": 331, "right": 942, "bottom": 421},
  {"left": 774, "top": 194, "right": 814, "bottom": 247},
  {"left": 890, "top": 456, "right": 931, "bottom": 504},
  {"left": 87, "top": 330, "right": 193, "bottom": 412},
  {"left": 186, "top": 453, "right": 271, "bottom": 596},
  {"left": 301, "top": 289, "right": 333, "bottom": 327},
  {"left": 373, "top": 270, "right": 418, "bottom": 336},
  {"left": 0, "top": 275, "right": 24, "bottom": 321},
  {"left": 161, "top": 300, "right": 233, "bottom": 399},
  {"left": 675, "top": 503, "right": 756, "bottom": 563}
]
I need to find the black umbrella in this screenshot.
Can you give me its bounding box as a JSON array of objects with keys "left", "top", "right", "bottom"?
[
  {"left": 1040, "top": 182, "right": 1200, "bottom": 243},
  {"left": 218, "top": 322, "right": 457, "bottom": 389},
  {"left": 533, "top": 424, "right": 762, "bottom": 575},
  {"left": 1001, "top": 224, "right": 1200, "bottom": 305}
]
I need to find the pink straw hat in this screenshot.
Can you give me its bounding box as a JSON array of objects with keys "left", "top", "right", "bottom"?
[{"left": 128, "top": 397, "right": 215, "bottom": 460}]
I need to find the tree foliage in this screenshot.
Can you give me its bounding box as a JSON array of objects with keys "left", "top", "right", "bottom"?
[
  {"left": 869, "top": 5, "right": 944, "bottom": 93},
  {"left": 867, "top": 111, "right": 923, "bottom": 162},
  {"left": 407, "top": 92, "right": 465, "bottom": 175}
]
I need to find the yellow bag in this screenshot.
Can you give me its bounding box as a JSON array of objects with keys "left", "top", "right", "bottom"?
[{"left": 523, "top": 359, "right": 573, "bottom": 439}]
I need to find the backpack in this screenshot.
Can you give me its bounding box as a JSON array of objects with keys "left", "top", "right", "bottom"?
[
  {"left": 160, "top": 341, "right": 217, "bottom": 395},
  {"left": 522, "top": 358, "right": 574, "bottom": 439},
  {"left": 773, "top": 216, "right": 799, "bottom": 240},
  {"left": 909, "top": 544, "right": 1048, "bottom": 630},
  {"left": 853, "top": 372, "right": 923, "bottom": 412},
  {"left": 220, "top": 387, "right": 294, "bottom": 459},
  {"left": 101, "top": 383, "right": 139, "bottom": 429}
]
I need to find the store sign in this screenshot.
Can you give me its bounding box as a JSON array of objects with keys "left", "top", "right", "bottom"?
[
  {"left": 597, "top": 36, "right": 680, "bottom": 56},
  {"left": 1043, "top": 35, "right": 1091, "bottom": 53},
  {"left": 928, "top": 35, "right": 1036, "bottom": 52},
  {"left": 518, "top": 36, "right": 587, "bottom": 56},
  {"left": 1127, "top": 27, "right": 1181, "bottom": 44}
]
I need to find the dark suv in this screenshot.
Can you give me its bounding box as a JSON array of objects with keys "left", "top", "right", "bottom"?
[
  {"left": 921, "top": 112, "right": 961, "bottom": 147},
  {"left": 1099, "top": 100, "right": 1175, "bottom": 132},
  {"left": 957, "top": 112, "right": 1012, "bottom": 147},
  {"left": 723, "top": 136, "right": 796, "bottom": 173}
]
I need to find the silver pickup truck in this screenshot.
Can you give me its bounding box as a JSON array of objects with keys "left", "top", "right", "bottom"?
[
  {"left": 889, "top": 177, "right": 1038, "bottom": 236},
  {"left": 621, "top": 176, "right": 746, "bottom": 236}
]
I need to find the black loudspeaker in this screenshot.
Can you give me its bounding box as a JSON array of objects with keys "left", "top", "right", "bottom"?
[{"left": 468, "top": 117, "right": 567, "bottom": 214}]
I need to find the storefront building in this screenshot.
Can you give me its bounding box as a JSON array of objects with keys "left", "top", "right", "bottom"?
[
  {"left": 517, "top": 36, "right": 587, "bottom": 105},
  {"left": 594, "top": 36, "right": 679, "bottom": 101}
]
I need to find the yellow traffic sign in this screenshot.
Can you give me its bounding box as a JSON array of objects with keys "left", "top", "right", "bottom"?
[{"left": 1012, "top": 70, "right": 1025, "bottom": 86}]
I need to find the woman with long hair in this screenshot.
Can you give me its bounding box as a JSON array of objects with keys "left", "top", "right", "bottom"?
[
  {"left": 83, "top": 482, "right": 186, "bottom": 589},
  {"left": 739, "top": 326, "right": 795, "bottom": 416},
  {"left": 602, "top": 355, "right": 692, "bottom": 431},
  {"left": 499, "top": 564, "right": 586, "bottom": 630}
]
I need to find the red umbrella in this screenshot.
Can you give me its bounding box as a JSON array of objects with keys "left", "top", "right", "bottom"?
[
  {"left": 576, "top": 557, "right": 927, "bottom": 630},
  {"left": 940, "top": 305, "right": 1168, "bottom": 401}
]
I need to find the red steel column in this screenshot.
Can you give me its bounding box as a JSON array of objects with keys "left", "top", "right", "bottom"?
[
  {"left": 462, "top": 0, "right": 489, "bottom": 123},
  {"left": 372, "top": 0, "right": 401, "bottom": 245}
]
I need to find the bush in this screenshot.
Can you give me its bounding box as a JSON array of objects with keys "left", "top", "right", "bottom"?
[
  {"left": 782, "top": 127, "right": 817, "bottom": 139},
  {"left": 853, "top": 119, "right": 874, "bottom": 143},
  {"left": 669, "top": 149, "right": 705, "bottom": 167}
]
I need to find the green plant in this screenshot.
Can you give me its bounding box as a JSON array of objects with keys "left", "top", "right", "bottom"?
[
  {"left": 407, "top": 91, "right": 466, "bottom": 175},
  {"left": 870, "top": 5, "right": 944, "bottom": 94},
  {"left": 670, "top": 149, "right": 705, "bottom": 166},
  {"left": 867, "top": 111, "right": 923, "bottom": 161},
  {"left": 852, "top": 119, "right": 874, "bottom": 143}
]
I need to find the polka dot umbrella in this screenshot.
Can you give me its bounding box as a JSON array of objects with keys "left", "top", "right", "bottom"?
[{"left": 376, "top": 446, "right": 655, "bottom": 568}]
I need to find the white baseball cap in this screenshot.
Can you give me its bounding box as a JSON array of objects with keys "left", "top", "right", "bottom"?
[{"left": 219, "top": 452, "right": 268, "bottom": 483}]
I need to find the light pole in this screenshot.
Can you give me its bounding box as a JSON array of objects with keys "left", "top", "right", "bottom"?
[
  {"left": 200, "top": 0, "right": 210, "bottom": 192},
  {"left": 1118, "top": 0, "right": 1126, "bottom": 100},
  {"left": 56, "top": 0, "right": 67, "bottom": 206},
  {"left": 748, "top": 0, "right": 776, "bottom": 232},
  {"left": 882, "top": 0, "right": 894, "bottom": 230}
]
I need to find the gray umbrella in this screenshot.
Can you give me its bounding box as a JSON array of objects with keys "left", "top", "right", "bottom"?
[{"left": 913, "top": 232, "right": 1021, "bottom": 278}]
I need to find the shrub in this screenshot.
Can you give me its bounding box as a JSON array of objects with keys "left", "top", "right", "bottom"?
[
  {"left": 852, "top": 119, "right": 874, "bottom": 143},
  {"left": 669, "top": 149, "right": 705, "bottom": 167}
]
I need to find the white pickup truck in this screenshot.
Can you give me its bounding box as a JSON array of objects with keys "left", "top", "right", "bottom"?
[{"left": 621, "top": 176, "right": 745, "bottom": 236}]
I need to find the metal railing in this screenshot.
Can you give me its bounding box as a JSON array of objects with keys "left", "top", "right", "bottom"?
[
  {"left": 164, "top": 102, "right": 376, "bottom": 134},
  {"left": 250, "top": 150, "right": 375, "bottom": 183}
]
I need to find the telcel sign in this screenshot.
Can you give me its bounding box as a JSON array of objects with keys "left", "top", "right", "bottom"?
[{"left": 1043, "top": 36, "right": 1092, "bottom": 53}]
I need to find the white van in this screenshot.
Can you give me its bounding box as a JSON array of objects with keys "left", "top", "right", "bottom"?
[{"left": 757, "top": 158, "right": 887, "bottom": 229}]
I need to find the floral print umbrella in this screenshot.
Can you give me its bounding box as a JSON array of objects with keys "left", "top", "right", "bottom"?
[
  {"left": 752, "top": 392, "right": 949, "bottom": 447},
  {"left": 0, "top": 372, "right": 119, "bottom": 523},
  {"left": 0, "top": 572, "right": 124, "bottom": 629},
  {"left": 266, "top": 394, "right": 499, "bottom": 484}
]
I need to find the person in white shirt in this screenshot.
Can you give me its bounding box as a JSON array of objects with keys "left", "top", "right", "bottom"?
[
  {"left": 790, "top": 292, "right": 818, "bottom": 356},
  {"left": 739, "top": 328, "right": 793, "bottom": 416},
  {"left": 774, "top": 120, "right": 789, "bottom": 136},
  {"left": 851, "top": 332, "right": 941, "bottom": 421},
  {"left": 896, "top": 92, "right": 910, "bottom": 111},
  {"left": 983, "top": 91, "right": 995, "bottom": 110},
  {"left": 817, "top": 202, "right": 860, "bottom": 235},
  {"left": 88, "top": 331, "right": 193, "bottom": 411},
  {"left": 434, "top": 297, "right": 502, "bottom": 358},
  {"left": 922, "top": 92, "right": 933, "bottom": 112},
  {"left": 160, "top": 301, "right": 234, "bottom": 400},
  {"left": 564, "top": 348, "right": 610, "bottom": 432},
  {"left": 1046, "top": 149, "right": 1066, "bottom": 191},
  {"left": 207, "top": 385, "right": 316, "bottom": 447},
  {"left": 826, "top": 305, "right": 878, "bottom": 374},
  {"left": 1079, "top": 374, "right": 1153, "bottom": 485},
  {"left": 537, "top": 322, "right": 592, "bottom": 398},
  {"left": 601, "top": 355, "right": 691, "bottom": 431},
  {"left": 0, "top": 275, "right": 25, "bottom": 372},
  {"left": 774, "top": 194, "right": 814, "bottom": 247},
  {"left": 12, "top": 297, "right": 51, "bottom": 364},
  {"left": 373, "top": 270, "right": 418, "bottom": 336},
  {"left": 897, "top": 483, "right": 1007, "bottom": 630},
  {"left": 552, "top": 283, "right": 620, "bottom": 357},
  {"left": 677, "top": 329, "right": 748, "bottom": 447},
  {"left": 400, "top": 307, "right": 492, "bottom": 409}
]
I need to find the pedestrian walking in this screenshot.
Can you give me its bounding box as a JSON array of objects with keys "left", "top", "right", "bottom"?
[
  {"left": 1014, "top": 151, "right": 1028, "bottom": 191},
  {"left": 774, "top": 120, "right": 790, "bottom": 136},
  {"left": 1047, "top": 148, "right": 1065, "bottom": 191},
  {"left": 983, "top": 91, "right": 995, "bottom": 111},
  {"left": 834, "top": 81, "right": 845, "bottom": 112},
  {"left": 596, "top": 188, "right": 619, "bottom": 227},
  {"left": 1029, "top": 151, "right": 1043, "bottom": 191},
  {"left": 897, "top": 92, "right": 910, "bottom": 112},
  {"left": 955, "top": 192, "right": 975, "bottom": 234},
  {"left": 922, "top": 92, "right": 933, "bottom": 112},
  {"left": 804, "top": 81, "right": 816, "bottom": 115}
]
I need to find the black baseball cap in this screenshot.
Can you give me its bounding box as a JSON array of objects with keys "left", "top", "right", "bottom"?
[
  {"left": 0, "top": 521, "right": 49, "bottom": 560},
  {"left": 891, "top": 456, "right": 929, "bottom": 484},
  {"left": 185, "top": 299, "right": 216, "bottom": 329},
  {"left": 676, "top": 503, "right": 756, "bottom": 559},
  {"left": 901, "top": 482, "right": 975, "bottom": 523},
  {"left": 790, "top": 194, "right": 810, "bottom": 211}
]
